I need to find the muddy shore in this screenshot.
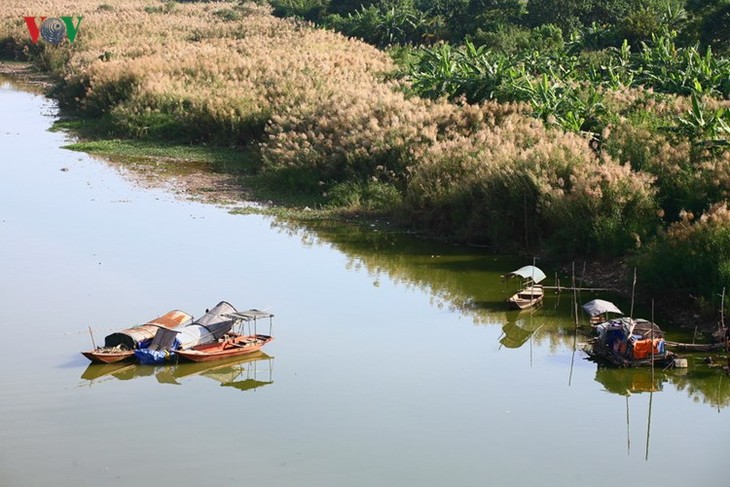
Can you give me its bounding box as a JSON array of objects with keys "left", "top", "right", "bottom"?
[{"left": 1, "top": 61, "right": 722, "bottom": 337}]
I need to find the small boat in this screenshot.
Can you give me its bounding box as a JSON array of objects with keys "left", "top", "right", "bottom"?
[
  {"left": 504, "top": 265, "right": 546, "bottom": 310},
  {"left": 582, "top": 298, "right": 623, "bottom": 325},
  {"left": 581, "top": 299, "right": 676, "bottom": 368},
  {"left": 82, "top": 310, "right": 193, "bottom": 363},
  {"left": 177, "top": 309, "right": 274, "bottom": 363},
  {"left": 134, "top": 301, "right": 240, "bottom": 364}
]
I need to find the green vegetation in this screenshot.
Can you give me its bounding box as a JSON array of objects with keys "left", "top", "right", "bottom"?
[
  {"left": 1, "top": 0, "right": 729, "bottom": 315},
  {"left": 270, "top": 0, "right": 730, "bottom": 54},
  {"left": 266, "top": 0, "right": 730, "bottom": 312},
  {"left": 640, "top": 203, "right": 730, "bottom": 313}
]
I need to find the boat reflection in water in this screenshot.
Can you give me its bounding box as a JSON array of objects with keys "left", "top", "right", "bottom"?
[
  {"left": 80, "top": 352, "right": 274, "bottom": 392},
  {"left": 594, "top": 366, "right": 667, "bottom": 460},
  {"left": 157, "top": 352, "right": 274, "bottom": 391},
  {"left": 498, "top": 310, "right": 545, "bottom": 350},
  {"left": 594, "top": 366, "right": 667, "bottom": 396},
  {"left": 80, "top": 362, "right": 141, "bottom": 383}
]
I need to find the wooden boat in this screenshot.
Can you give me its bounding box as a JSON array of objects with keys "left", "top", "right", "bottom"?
[
  {"left": 581, "top": 299, "right": 676, "bottom": 368},
  {"left": 135, "top": 301, "right": 239, "bottom": 364},
  {"left": 504, "top": 265, "right": 546, "bottom": 310},
  {"left": 82, "top": 310, "right": 193, "bottom": 363},
  {"left": 177, "top": 310, "right": 274, "bottom": 363},
  {"left": 583, "top": 298, "right": 623, "bottom": 325},
  {"left": 508, "top": 285, "right": 544, "bottom": 309},
  {"left": 82, "top": 347, "right": 135, "bottom": 364}
]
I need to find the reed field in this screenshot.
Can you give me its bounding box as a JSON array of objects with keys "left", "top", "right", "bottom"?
[{"left": 1, "top": 0, "right": 729, "bottom": 310}]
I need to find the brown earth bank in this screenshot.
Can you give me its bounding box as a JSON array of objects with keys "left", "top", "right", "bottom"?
[
  {"left": 0, "top": 61, "right": 53, "bottom": 91},
  {"left": 1, "top": 62, "right": 724, "bottom": 340}
]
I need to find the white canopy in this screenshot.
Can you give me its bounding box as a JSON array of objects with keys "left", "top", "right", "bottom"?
[
  {"left": 507, "top": 265, "right": 546, "bottom": 284},
  {"left": 582, "top": 299, "right": 623, "bottom": 317}
]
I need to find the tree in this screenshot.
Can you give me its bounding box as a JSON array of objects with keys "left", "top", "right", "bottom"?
[{"left": 698, "top": 3, "right": 730, "bottom": 54}]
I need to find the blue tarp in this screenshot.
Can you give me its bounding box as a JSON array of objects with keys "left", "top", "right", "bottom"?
[{"left": 135, "top": 349, "right": 172, "bottom": 365}]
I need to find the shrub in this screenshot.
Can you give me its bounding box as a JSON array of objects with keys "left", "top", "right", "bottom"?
[
  {"left": 213, "top": 8, "right": 243, "bottom": 21},
  {"left": 269, "top": 0, "right": 328, "bottom": 21},
  {"left": 402, "top": 108, "right": 658, "bottom": 252},
  {"left": 641, "top": 203, "right": 730, "bottom": 306},
  {"left": 327, "top": 180, "right": 402, "bottom": 212},
  {"left": 324, "top": 0, "right": 436, "bottom": 47}
]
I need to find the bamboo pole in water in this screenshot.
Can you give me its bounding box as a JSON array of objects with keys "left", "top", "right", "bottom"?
[
  {"left": 720, "top": 287, "right": 726, "bottom": 329},
  {"left": 88, "top": 326, "right": 97, "bottom": 349},
  {"left": 646, "top": 299, "right": 655, "bottom": 461},
  {"left": 630, "top": 267, "right": 637, "bottom": 320},
  {"left": 645, "top": 389, "right": 654, "bottom": 461},
  {"left": 720, "top": 287, "right": 727, "bottom": 353},
  {"left": 626, "top": 395, "right": 631, "bottom": 455},
  {"left": 572, "top": 262, "right": 579, "bottom": 326},
  {"left": 543, "top": 286, "right": 612, "bottom": 291},
  {"left": 568, "top": 262, "right": 579, "bottom": 385}
]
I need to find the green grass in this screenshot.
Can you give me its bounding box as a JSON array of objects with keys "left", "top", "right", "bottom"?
[
  {"left": 54, "top": 117, "right": 259, "bottom": 175},
  {"left": 63, "top": 138, "right": 253, "bottom": 171}
]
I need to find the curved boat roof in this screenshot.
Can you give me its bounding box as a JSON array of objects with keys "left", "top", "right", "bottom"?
[
  {"left": 582, "top": 299, "right": 623, "bottom": 317},
  {"left": 507, "top": 265, "right": 546, "bottom": 284},
  {"left": 104, "top": 310, "right": 193, "bottom": 349}
]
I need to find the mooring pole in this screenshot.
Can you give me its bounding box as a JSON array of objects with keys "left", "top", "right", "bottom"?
[
  {"left": 646, "top": 299, "right": 655, "bottom": 462},
  {"left": 629, "top": 267, "right": 637, "bottom": 320},
  {"left": 721, "top": 287, "right": 726, "bottom": 329},
  {"left": 572, "top": 262, "right": 578, "bottom": 326},
  {"left": 88, "top": 326, "right": 97, "bottom": 350}
]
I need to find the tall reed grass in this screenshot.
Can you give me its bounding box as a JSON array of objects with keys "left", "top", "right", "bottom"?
[{"left": 1, "top": 1, "right": 728, "bottom": 295}]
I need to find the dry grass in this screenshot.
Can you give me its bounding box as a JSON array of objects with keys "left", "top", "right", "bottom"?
[{"left": 1, "top": 1, "right": 728, "bottom": 262}]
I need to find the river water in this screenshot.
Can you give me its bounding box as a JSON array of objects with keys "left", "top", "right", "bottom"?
[{"left": 0, "top": 80, "right": 727, "bottom": 487}]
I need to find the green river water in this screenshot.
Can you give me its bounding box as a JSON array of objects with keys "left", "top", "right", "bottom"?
[{"left": 0, "top": 80, "right": 728, "bottom": 487}]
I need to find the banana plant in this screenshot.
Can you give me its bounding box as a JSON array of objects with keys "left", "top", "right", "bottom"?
[{"left": 674, "top": 93, "right": 730, "bottom": 148}]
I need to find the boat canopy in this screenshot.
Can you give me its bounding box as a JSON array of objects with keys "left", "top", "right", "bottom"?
[
  {"left": 136, "top": 301, "right": 239, "bottom": 365},
  {"left": 582, "top": 299, "right": 623, "bottom": 317},
  {"left": 177, "top": 301, "right": 238, "bottom": 349},
  {"left": 506, "top": 265, "right": 546, "bottom": 284},
  {"left": 225, "top": 309, "right": 274, "bottom": 321},
  {"left": 104, "top": 310, "right": 193, "bottom": 349}
]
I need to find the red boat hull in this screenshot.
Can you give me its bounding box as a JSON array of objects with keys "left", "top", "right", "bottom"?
[{"left": 177, "top": 335, "right": 273, "bottom": 363}]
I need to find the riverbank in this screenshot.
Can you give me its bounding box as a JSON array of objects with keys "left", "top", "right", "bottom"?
[
  {"left": 1, "top": 0, "right": 727, "bottom": 335},
  {"left": 4, "top": 77, "right": 729, "bottom": 487},
  {"left": 0, "top": 60, "right": 53, "bottom": 92},
  {"left": 1, "top": 59, "right": 722, "bottom": 337}
]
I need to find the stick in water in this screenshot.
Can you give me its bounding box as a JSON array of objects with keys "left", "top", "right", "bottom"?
[{"left": 88, "top": 326, "right": 97, "bottom": 350}]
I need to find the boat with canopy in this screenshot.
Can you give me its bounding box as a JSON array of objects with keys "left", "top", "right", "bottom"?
[
  {"left": 134, "top": 301, "right": 240, "bottom": 364},
  {"left": 177, "top": 309, "right": 274, "bottom": 363},
  {"left": 504, "top": 265, "right": 546, "bottom": 310},
  {"left": 82, "top": 310, "right": 193, "bottom": 364},
  {"left": 582, "top": 299, "right": 675, "bottom": 367}
]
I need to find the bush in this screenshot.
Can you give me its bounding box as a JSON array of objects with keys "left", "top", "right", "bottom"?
[
  {"left": 269, "top": 0, "right": 329, "bottom": 21},
  {"left": 327, "top": 180, "right": 402, "bottom": 212},
  {"left": 641, "top": 203, "right": 730, "bottom": 306},
  {"left": 324, "top": 0, "right": 436, "bottom": 47},
  {"left": 402, "top": 108, "right": 658, "bottom": 252},
  {"left": 213, "top": 8, "right": 243, "bottom": 21}
]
